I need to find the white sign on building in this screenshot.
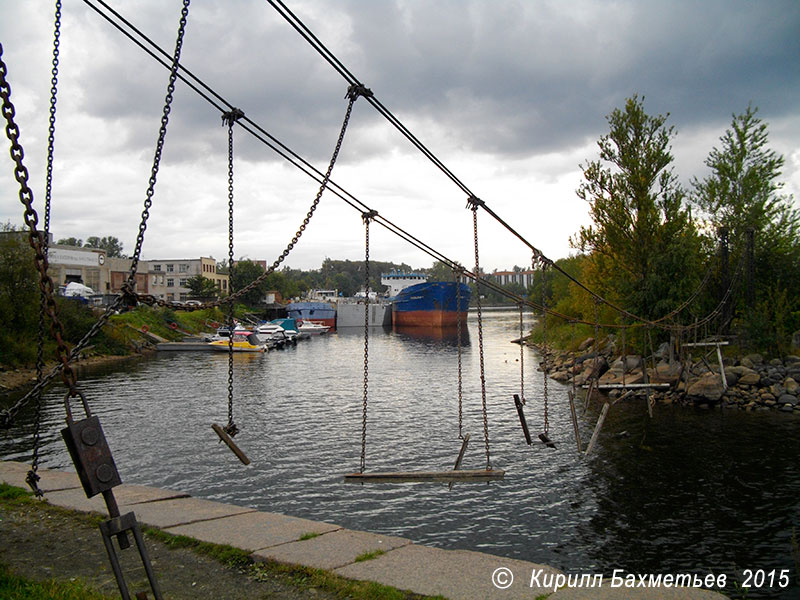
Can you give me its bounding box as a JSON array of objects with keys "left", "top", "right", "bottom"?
[{"left": 48, "top": 248, "right": 105, "bottom": 267}]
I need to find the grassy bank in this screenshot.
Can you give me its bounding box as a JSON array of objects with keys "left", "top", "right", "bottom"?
[{"left": 0, "top": 483, "right": 443, "bottom": 600}]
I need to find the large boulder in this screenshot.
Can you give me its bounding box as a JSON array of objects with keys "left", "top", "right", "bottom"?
[{"left": 687, "top": 372, "right": 727, "bottom": 402}]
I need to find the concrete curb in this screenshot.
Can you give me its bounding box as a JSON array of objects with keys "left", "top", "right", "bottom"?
[{"left": 0, "top": 461, "right": 729, "bottom": 599}]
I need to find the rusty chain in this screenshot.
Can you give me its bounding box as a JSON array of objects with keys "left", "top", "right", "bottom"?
[
  {"left": 359, "top": 209, "right": 377, "bottom": 472},
  {"left": 223, "top": 109, "right": 240, "bottom": 437},
  {"left": 129, "top": 86, "right": 365, "bottom": 313},
  {"left": 455, "top": 267, "right": 464, "bottom": 439},
  {"left": 467, "top": 196, "right": 491, "bottom": 470}
]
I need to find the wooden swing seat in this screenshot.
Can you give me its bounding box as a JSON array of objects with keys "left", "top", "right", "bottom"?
[{"left": 344, "top": 469, "right": 504, "bottom": 482}]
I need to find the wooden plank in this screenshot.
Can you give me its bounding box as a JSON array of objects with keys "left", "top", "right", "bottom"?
[
  {"left": 344, "top": 469, "right": 504, "bottom": 482},
  {"left": 452, "top": 434, "right": 470, "bottom": 471},
  {"left": 513, "top": 395, "right": 532, "bottom": 445},
  {"left": 584, "top": 402, "right": 610, "bottom": 457},
  {"left": 211, "top": 423, "right": 251, "bottom": 465},
  {"left": 568, "top": 390, "right": 582, "bottom": 453}
]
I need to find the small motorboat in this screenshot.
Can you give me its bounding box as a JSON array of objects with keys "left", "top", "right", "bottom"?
[
  {"left": 208, "top": 332, "right": 267, "bottom": 352},
  {"left": 297, "top": 320, "right": 330, "bottom": 335}
]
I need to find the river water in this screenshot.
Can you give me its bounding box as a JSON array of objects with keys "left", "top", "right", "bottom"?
[{"left": 2, "top": 310, "right": 798, "bottom": 598}]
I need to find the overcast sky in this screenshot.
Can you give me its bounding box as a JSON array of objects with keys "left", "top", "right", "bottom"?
[{"left": 1, "top": 0, "right": 798, "bottom": 273}]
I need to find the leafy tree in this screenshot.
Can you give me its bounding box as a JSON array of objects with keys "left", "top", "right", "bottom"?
[
  {"left": 572, "top": 95, "right": 702, "bottom": 322},
  {"left": 691, "top": 106, "right": 800, "bottom": 351},
  {"left": 230, "top": 259, "right": 269, "bottom": 307},
  {"left": 185, "top": 274, "right": 219, "bottom": 300},
  {"left": 84, "top": 235, "right": 125, "bottom": 258},
  {"left": 57, "top": 236, "right": 83, "bottom": 247}
]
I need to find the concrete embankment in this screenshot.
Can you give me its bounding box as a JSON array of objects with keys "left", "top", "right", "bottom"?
[{"left": 0, "top": 460, "right": 729, "bottom": 599}]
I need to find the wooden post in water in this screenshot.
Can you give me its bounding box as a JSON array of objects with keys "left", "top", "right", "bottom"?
[
  {"left": 584, "top": 402, "right": 610, "bottom": 457},
  {"left": 568, "top": 390, "right": 582, "bottom": 453}
]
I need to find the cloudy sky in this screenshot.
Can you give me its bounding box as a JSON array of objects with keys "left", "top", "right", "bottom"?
[{"left": 1, "top": 0, "right": 798, "bottom": 273}]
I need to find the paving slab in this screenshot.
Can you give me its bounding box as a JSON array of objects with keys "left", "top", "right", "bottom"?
[
  {"left": 167, "top": 510, "right": 340, "bottom": 552},
  {"left": 253, "top": 528, "right": 411, "bottom": 570},
  {"left": 42, "top": 483, "right": 191, "bottom": 515},
  {"left": 334, "top": 543, "right": 562, "bottom": 600},
  {"left": 125, "top": 496, "right": 257, "bottom": 529},
  {"left": 0, "top": 461, "right": 81, "bottom": 492}
]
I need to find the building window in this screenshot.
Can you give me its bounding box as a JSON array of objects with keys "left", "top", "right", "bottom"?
[
  {"left": 166, "top": 264, "right": 174, "bottom": 272},
  {"left": 179, "top": 293, "right": 188, "bottom": 301},
  {"left": 153, "top": 265, "right": 162, "bottom": 272},
  {"left": 167, "top": 278, "right": 174, "bottom": 287},
  {"left": 179, "top": 264, "right": 189, "bottom": 273},
  {"left": 179, "top": 278, "right": 188, "bottom": 287},
  {"left": 152, "top": 275, "right": 158, "bottom": 285}
]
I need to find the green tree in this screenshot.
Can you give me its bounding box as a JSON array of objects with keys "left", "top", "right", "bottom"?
[
  {"left": 56, "top": 236, "right": 83, "bottom": 247},
  {"left": 230, "top": 259, "right": 268, "bottom": 307},
  {"left": 84, "top": 235, "right": 125, "bottom": 257},
  {"left": 691, "top": 106, "right": 800, "bottom": 351},
  {"left": 185, "top": 274, "right": 219, "bottom": 300},
  {"left": 572, "top": 95, "right": 702, "bottom": 322}
]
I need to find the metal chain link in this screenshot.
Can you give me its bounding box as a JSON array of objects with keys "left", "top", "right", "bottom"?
[
  {"left": 518, "top": 302, "right": 525, "bottom": 405},
  {"left": 130, "top": 89, "right": 362, "bottom": 313},
  {"left": 28, "top": 0, "right": 63, "bottom": 498},
  {"left": 224, "top": 112, "right": 237, "bottom": 436},
  {"left": 360, "top": 210, "right": 377, "bottom": 472},
  {"left": 455, "top": 268, "right": 464, "bottom": 439},
  {"left": 540, "top": 262, "right": 550, "bottom": 435},
  {"left": 1, "top": 42, "right": 80, "bottom": 398},
  {"left": 468, "top": 197, "right": 491, "bottom": 470}
]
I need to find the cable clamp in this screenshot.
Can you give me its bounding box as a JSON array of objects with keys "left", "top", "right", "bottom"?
[
  {"left": 346, "top": 83, "right": 373, "bottom": 100},
  {"left": 361, "top": 209, "right": 379, "bottom": 224},
  {"left": 466, "top": 195, "right": 484, "bottom": 211},
  {"left": 221, "top": 108, "right": 245, "bottom": 127}
]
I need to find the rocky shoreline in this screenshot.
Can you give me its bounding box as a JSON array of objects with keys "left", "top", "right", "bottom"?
[{"left": 536, "top": 337, "right": 800, "bottom": 414}]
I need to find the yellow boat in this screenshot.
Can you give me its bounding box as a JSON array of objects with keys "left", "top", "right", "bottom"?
[{"left": 209, "top": 332, "right": 267, "bottom": 352}]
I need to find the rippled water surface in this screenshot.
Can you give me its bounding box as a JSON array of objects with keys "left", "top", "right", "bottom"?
[{"left": 2, "top": 310, "right": 799, "bottom": 598}]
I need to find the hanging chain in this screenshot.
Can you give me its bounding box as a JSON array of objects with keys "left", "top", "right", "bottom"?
[
  {"left": 0, "top": 3, "right": 193, "bottom": 428},
  {"left": 27, "top": 0, "right": 62, "bottom": 499},
  {"left": 360, "top": 210, "right": 377, "bottom": 472},
  {"left": 540, "top": 261, "right": 550, "bottom": 435},
  {"left": 223, "top": 109, "right": 241, "bottom": 437},
  {"left": 455, "top": 268, "right": 464, "bottom": 439},
  {"left": 129, "top": 85, "right": 366, "bottom": 312},
  {"left": 592, "top": 298, "right": 601, "bottom": 381},
  {"left": 570, "top": 320, "right": 577, "bottom": 398},
  {"left": 122, "top": 0, "right": 191, "bottom": 300},
  {"left": 467, "top": 196, "right": 491, "bottom": 470},
  {"left": 518, "top": 302, "right": 525, "bottom": 405},
  {"left": 621, "top": 324, "right": 627, "bottom": 387}
]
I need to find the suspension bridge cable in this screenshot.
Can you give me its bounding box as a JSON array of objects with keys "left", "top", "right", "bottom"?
[
  {"left": 262, "top": 0, "right": 728, "bottom": 330},
  {"left": 82, "top": 0, "right": 725, "bottom": 332}
]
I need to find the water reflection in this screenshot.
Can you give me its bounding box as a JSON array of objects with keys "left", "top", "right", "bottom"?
[{"left": 1, "top": 311, "right": 798, "bottom": 599}]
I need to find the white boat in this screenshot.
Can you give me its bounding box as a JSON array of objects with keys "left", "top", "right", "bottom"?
[{"left": 297, "top": 320, "right": 330, "bottom": 335}]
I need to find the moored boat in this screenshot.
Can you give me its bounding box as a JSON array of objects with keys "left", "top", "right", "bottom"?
[
  {"left": 208, "top": 331, "right": 268, "bottom": 352},
  {"left": 286, "top": 301, "right": 336, "bottom": 329},
  {"left": 391, "top": 281, "right": 471, "bottom": 327}
]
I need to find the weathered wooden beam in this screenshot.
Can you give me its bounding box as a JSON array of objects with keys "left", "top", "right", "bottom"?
[
  {"left": 344, "top": 469, "right": 505, "bottom": 482},
  {"left": 453, "top": 433, "right": 470, "bottom": 471},
  {"left": 584, "top": 402, "right": 610, "bottom": 457},
  {"left": 568, "top": 390, "right": 582, "bottom": 453},
  {"left": 513, "top": 395, "right": 532, "bottom": 445},
  {"left": 211, "top": 423, "right": 251, "bottom": 465}
]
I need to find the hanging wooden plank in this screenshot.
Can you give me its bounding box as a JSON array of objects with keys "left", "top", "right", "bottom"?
[
  {"left": 211, "top": 423, "right": 251, "bottom": 465},
  {"left": 568, "top": 390, "right": 582, "bottom": 453},
  {"left": 513, "top": 395, "right": 532, "bottom": 445},
  {"left": 344, "top": 469, "right": 504, "bottom": 482},
  {"left": 452, "top": 433, "right": 471, "bottom": 471},
  {"left": 584, "top": 402, "right": 610, "bottom": 457}
]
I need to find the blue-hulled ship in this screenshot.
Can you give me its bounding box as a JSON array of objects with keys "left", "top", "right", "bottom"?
[{"left": 388, "top": 278, "right": 471, "bottom": 327}]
